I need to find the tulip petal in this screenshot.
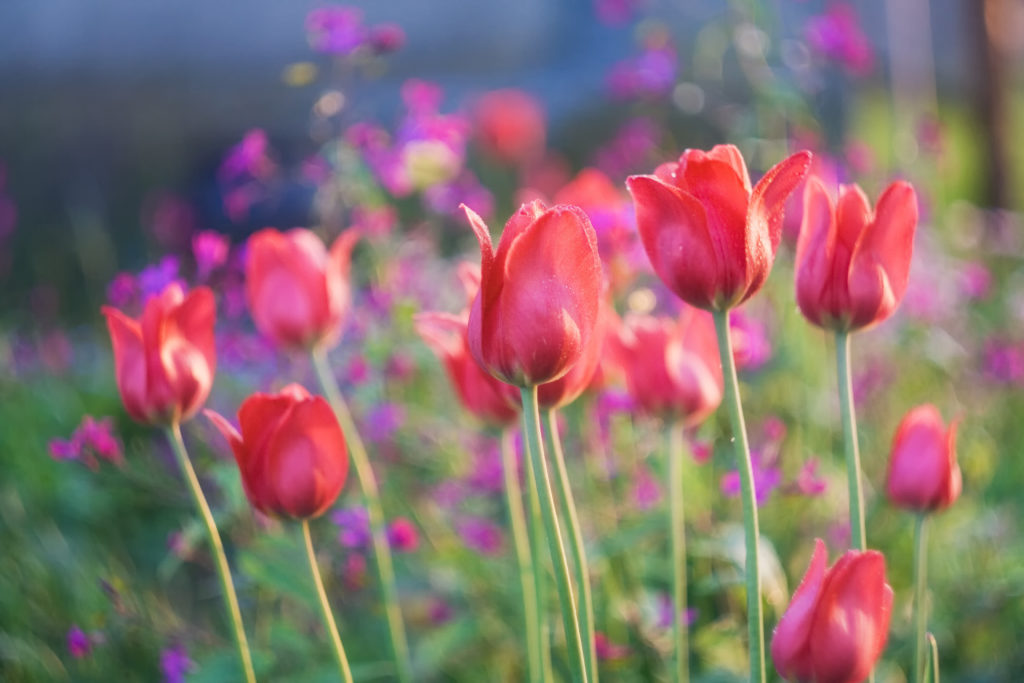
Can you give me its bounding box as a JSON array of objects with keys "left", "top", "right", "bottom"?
[
  {"left": 102, "top": 306, "right": 148, "bottom": 423},
  {"left": 706, "top": 144, "right": 752, "bottom": 192},
  {"left": 165, "top": 287, "right": 217, "bottom": 420},
  {"left": 461, "top": 203, "right": 495, "bottom": 288},
  {"left": 627, "top": 175, "right": 720, "bottom": 309},
  {"left": 771, "top": 539, "right": 828, "bottom": 683},
  {"left": 847, "top": 181, "right": 917, "bottom": 329},
  {"left": 795, "top": 178, "right": 838, "bottom": 327},
  {"left": 886, "top": 404, "right": 959, "bottom": 511}
]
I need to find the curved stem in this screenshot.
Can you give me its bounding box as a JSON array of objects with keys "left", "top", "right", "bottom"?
[
  {"left": 545, "top": 410, "right": 598, "bottom": 683},
  {"left": 521, "top": 387, "right": 589, "bottom": 683},
  {"left": 523, "top": 429, "right": 555, "bottom": 681},
  {"left": 501, "top": 428, "right": 543, "bottom": 682},
  {"left": 166, "top": 424, "right": 256, "bottom": 683},
  {"left": 302, "top": 520, "right": 354, "bottom": 683},
  {"left": 311, "top": 347, "right": 413, "bottom": 683},
  {"left": 835, "top": 330, "right": 867, "bottom": 551},
  {"left": 711, "top": 310, "right": 765, "bottom": 683},
  {"left": 668, "top": 420, "right": 690, "bottom": 683},
  {"left": 913, "top": 514, "right": 930, "bottom": 683}
]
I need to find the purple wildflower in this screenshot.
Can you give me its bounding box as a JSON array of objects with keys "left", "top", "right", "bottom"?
[
  {"left": 192, "top": 230, "right": 230, "bottom": 280},
  {"left": 306, "top": 7, "right": 367, "bottom": 55},
  {"left": 160, "top": 644, "right": 193, "bottom": 683},
  {"left": 457, "top": 517, "right": 504, "bottom": 556},
  {"left": 67, "top": 626, "right": 92, "bottom": 658},
  {"left": 387, "top": 517, "right": 419, "bottom": 552},
  {"left": 333, "top": 506, "right": 371, "bottom": 549}
]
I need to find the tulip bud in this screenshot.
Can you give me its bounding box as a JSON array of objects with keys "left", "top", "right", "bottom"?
[
  {"left": 627, "top": 145, "right": 811, "bottom": 310},
  {"left": 206, "top": 384, "right": 349, "bottom": 519},
  {"left": 795, "top": 178, "right": 917, "bottom": 331},
  {"left": 771, "top": 539, "right": 893, "bottom": 683},
  {"left": 102, "top": 283, "right": 216, "bottom": 425},
  {"left": 885, "top": 404, "right": 961, "bottom": 513},
  {"left": 245, "top": 227, "right": 358, "bottom": 350},
  {"left": 464, "top": 200, "right": 603, "bottom": 388}
]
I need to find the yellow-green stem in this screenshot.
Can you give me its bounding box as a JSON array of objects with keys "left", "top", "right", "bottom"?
[
  {"left": 913, "top": 514, "right": 930, "bottom": 683},
  {"left": 166, "top": 424, "right": 256, "bottom": 683},
  {"left": 521, "top": 387, "right": 588, "bottom": 683},
  {"left": 668, "top": 420, "right": 690, "bottom": 683},
  {"left": 302, "top": 520, "right": 354, "bottom": 683},
  {"left": 545, "top": 410, "right": 598, "bottom": 683},
  {"left": 835, "top": 330, "right": 867, "bottom": 551},
  {"left": 501, "top": 428, "right": 543, "bottom": 681},
  {"left": 523, "top": 434, "right": 555, "bottom": 681},
  {"left": 711, "top": 310, "right": 765, "bottom": 683},
  {"left": 311, "top": 347, "right": 413, "bottom": 683}
]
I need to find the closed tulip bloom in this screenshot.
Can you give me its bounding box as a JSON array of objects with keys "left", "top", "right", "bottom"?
[
  {"left": 102, "top": 283, "right": 216, "bottom": 425},
  {"left": 771, "top": 539, "right": 893, "bottom": 683},
  {"left": 627, "top": 145, "right": 811, "bottom": 310},
  {"left": 206, "top": 384, "right": 348, "bottom": 519},
  {"left": 796, "top": 178, "right": 918, "bottom": 331},
  {"left": 537, "top": 298, "right": 611, "bottom": 410},
  {"left": 464, "top": 200, "right": 603, "bottom": 387},
  {"left": 885, "top": 404, "right": 961, "bottom": 512},
  {"left": 246, "top": 227, "right": 359, "bottom": 350}
]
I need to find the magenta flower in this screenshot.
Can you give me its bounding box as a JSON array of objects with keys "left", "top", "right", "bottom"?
[
  {"left": 805, "top": 2, "right": 874, "bottom": 76},
  {"left": 333, "top": 506, "right": 371, "bottom": 549},
  {"left": 306, "top": 6, "right": 366, "bottom": 55},
  {"left": 387, "top": 517, "right": 420, "bottom": 552},
  {"left": 160, "top": 644, "right": 193, "bottom": 683},
  {"left": 192, "top": 230, "right": 230, "bottom": 280},
  {"left": 457, "top": 517, "right": 504, "bottom": 556},
  {"left": 67, "top": 626, "right": 92, "bottom": 658}
]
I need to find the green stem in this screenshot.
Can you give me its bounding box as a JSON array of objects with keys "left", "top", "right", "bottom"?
[
  {"left": 545, "top": 410, "right": 598, "bottom": 683},
  {"left": 521, "top": 387, "right": 589, "bottom": 683},
  {"left": 711, "top": 310, "right": 765, "bottom": 683},
  {"left": 523, "top": 434, "right": 555, "bottom": 681},
  {"left": 835, "top": 330, "right": 867, "bottom": 551},
  {"left": 311, "top": 347, "right": 413, "bottom": 683},
  {"left": 913, "top": 514, "right": 930, "bottom": 683},
  {"left": 668, "top": 420, "right": 690, "bottom": 683},
  {"left": 501, "top": 428, "right": 543, "bottom": 682},
  {"left": 166, "top": 424, "right": 256, "bottom": 683},
  {"left": 302, "top": 520, "right": 354, "bottom": 683},
  {"left": 926, "top": 632, "right": 940, "bottom": 683}
]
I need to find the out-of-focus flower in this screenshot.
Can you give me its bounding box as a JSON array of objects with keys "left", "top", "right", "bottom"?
[
  {"left": 192, "top": 230, "right": 230, "bottom": 280},
  {"left": 219, "top": 129, "right": 275, "bottom": 183},
  {"left": 608, "top": 42, "right": 677, "bottom": 100},
  {"left": 885, "top": 405, "right": 961, "bottom": 513},
  {"left": 594, "top": 117, "right": 660, "bottom": 180},
  {"left": 594, "top": 632, "right": 632, "bottom": 661},
  {"left": 984, "top": 339, "right": 1024, "bottom": 384},
  {"left": 206, "top": 384, "right": 349, "bottom": 519},
  {"left": 796, "top": 178, "right": 918, "bottom": 332},
  {"left": 368, "top": 23, "right": 405, "bottom": 54},
  {"left": 160, "top": 644, "right": 194, "bottom": 683},
  {"left": 138, "top": 256, "right": 185, "bottom": 302},
  {"left": 771, "top": 539, "right": 892, "bottom": 683},
  {"left": 628, "top": 145, "right": 811, "bottom": 310},
  {"left": 805, "top": 2, "right": 874, "bottom": 76},
  {"left": 720, "top": 457, "right": 781, "bottom": 506},
  {"left": 457, "top": 516, "right": 504, "bottom": 556},
  {"left": 343, "top": 553, "right": 368, "bottom": 590},
  {"left": 365, "top": 402, "right": 405, "bottom": 443},
  {"left": 594, "top": 0, "right": 640, "bottom": 25},
  {"left": 631, "top": 465, "right": 662, "bottom": 510},
  {"left": 793, "top": 458, "right": 827, "bottom": 497},
  {"left": 471, "top": 89, "right": 546, "bottom": 166},
  {"left": 350, "top": 205, "right": 397, "bottom": 241},
  {"left": 428, "top": 598, "right": 454, "bottom": 624},
  {"left": 958, "top": 261, "right": 992, "bottom": 301},
  {"left": 387, "top": 517, "right": 420, "bottom": 552},
  {"left": 306, "top": 6, "right": 366, "bottom": 55},
  {"left": 67, "top": 626, "right": 92, "bottom": 658},
  {"left": 50, "top": 415, "right": 123, "bottom": 468},
  {"left": 245, "top": 228, "right": 359, "bottom": 350},
  {"left": 333, "top": 506, "right": 371, "bottom": 549},
  {"left": 106, "top": 272, "right": 139, "bottom": 309},
  {"left": 102, "top": 284, "right": 216, "bottom": 425},
  {"left": 730, "top": 310, "right": 773, "bottom": 371},
  {"left": 464, "top": 201, "right": 603, "bottom": 387}
]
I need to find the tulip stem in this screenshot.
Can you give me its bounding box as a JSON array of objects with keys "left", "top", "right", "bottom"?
[
  {"left": 312, "top": 347, "right": 413, "bottom": 683},
  {"left": 835, "top": 330, "right": 868, "bottom": 551},
  {"left": 913, "top": 514, "right": 930, "bottom": 683},
  {"left": 501, "top": 428, "right": 543, "bottom": 682},
  {"left": 668, "top": 420, "right": 690, "bottom": 683},
  {"left": 523, "top": 429, "right": 555, "bottom": 681},
  {"left": 166, "top": 424, "right": 256, "bottom": 683},
  {"left": 302, "top": 520, "right": 354, "bottom": 683},
  {"left": 545, "top": 409, "right": 598, "bottom": 683},
  {"left": 521, "top": 387, "right": 589, "bottom": 683},
  {"left": 711, "top": 310, "right": 765, "bottom": 683}
]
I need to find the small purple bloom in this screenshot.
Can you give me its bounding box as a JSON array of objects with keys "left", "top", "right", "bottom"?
[
  {"left": 805, "top": 2, "right": 874, "bottom": 76},
  {"left": 467, "top": 441, "right": 506, "bottom": 496},
  {"left": 984, "top": 340, "right": 1024, "bottom": 385},
  {"left": 161, "top": 644, "right": 193, "bottom": 683},
  {"left": 958, "top": 261, "right": 993, "bottom": 301},
  {"left": 730, "top": 311, "right": 772, "bottom": 371},
  {"left": 631, "top": 465, "right": 662, "bottom": 510},
  {"left": 219, "top": 129, "right": 273, "bottom": 183},
  {"left": 106, "top": 272, "right": 138, "bottom": 308},
  {"left": 192, "top": 230, "right": 230, "bottom": 280},
  {"left": 333, "top": 506, "right": 371, "bottom": 549},
  {"left": 369, "top": 23, "right": 405, "bottom": 54},
  {"left": 365, "top": 403, "right": 405, "bottom": 443},
  {"left": 387, "top": 517, "right": 419, "bottom": 552},
  {"left": 138, "top": 256, "right": 184, "bottom": 302},
  {"left": 457, "top": 517, "right": 504, "bottom": 556},
  {"left": 428, "top": 598, "right": 454, "bottom": 624},
  {"left": 607, "top": 45, "right": 677, "bottom": 100},
  {"left": 794, "top": 458, "right": 827, "bottom": 497},
  {"left": 67, "top": 626, "right": 91, "bottom": 658},
  {"left": 49, "top": 437, "right": 81, "bottom": 462},
  {"left": 657, "top": 592, "right": 698, "bottom": 628},
  {"left": 307, "top": 7, "right": 367, "bottom": 56}
]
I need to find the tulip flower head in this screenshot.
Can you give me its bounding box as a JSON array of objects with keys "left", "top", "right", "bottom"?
[
  {"left": 771, "top": 539, "right": 893, "bottom": 683},
  {"left": 245, "top": 227, "right": 359, "bottom": 350},
  {"left": 464, "top": 200, "right": 603, "bottom": 387},
  {"left": 796, "top": 178, "right": 918, "bottom": 331},
  {"left": 627, "top": 145, "right": 811, "bottom": 310},
  {"left": 885, "top": 404, "right": 961, "bottom": 513},
  {"left": 102, "top": 283, "right": 216, "bottom": 425},
  {"left": 206, "top": 384, "right": 349, "bottom": 519}
]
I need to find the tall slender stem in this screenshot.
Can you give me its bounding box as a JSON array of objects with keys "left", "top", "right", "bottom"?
[
  {"left": 668, "top": 420, "right": 690, "bottom": 683},
  {"left": 912, "top": 514, "right": 930, "bottom": 683},
  {"left": 545, "top": 410, "right": 598, "bottom": 683},
  {"left": 501, "top": 428, "right": 543, "bottom": 681},
  {"left": 835, "top": 330, "right": 867, "bottom": 551},
  {"left": 523, "top": 433, "right": 555, "bottom": 681},
  {"left": 166, "top": 424, "right": 256, "bottom": 683},
  {"left": 302, "top": 520, "right": 354, "bottom": 683},
  {"left": 311, "top": 347, "right": 413, "bottom": 683},
  {"left": 711, "top": 310, "right": 765, "bottom": 683},
  {"left": 520, "top": 387, "right": 589, "bottom": 683}
]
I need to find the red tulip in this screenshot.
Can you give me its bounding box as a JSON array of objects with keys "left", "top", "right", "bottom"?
[
  {"left": 617, "top": 307, "right": 722, "bottom": 425},
  {"left": 536, "top": 298, "right": 611, "bottom": 410},
  {"left": 464, "top": 200, "right": 603, "bottom": 388},
  {"left": 102, "top": 283, "right": 216, "bottom": 425},
  {"left": 795, "top": 177, "right": 917, "bottom": 331},
  {"left": 627, "top": 145, "right": 811, "bottom": 310},
  {"left": 245, "top": 227, "right": 359, "bottom": 350},
  {"left": 885, "top": 404, "right": 961, "bottom": 512},
  {"left": 472, "top": 89, "right": 546, "bottom": 166},
  {"left": 415, "top": 266, "right": 521, "bottom": 425},
  {"left": 206, "top": 384, "right": 348, "bottom": 519},
  {"left": 771, "top": 539, "right": 893, "bottom": 683}
]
